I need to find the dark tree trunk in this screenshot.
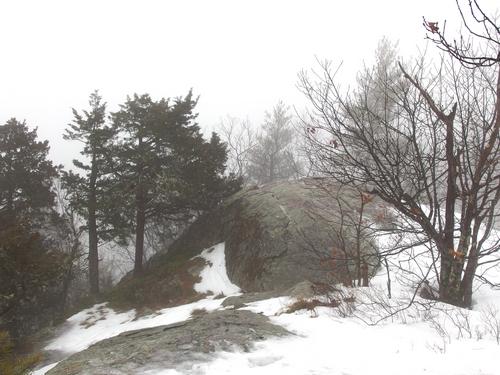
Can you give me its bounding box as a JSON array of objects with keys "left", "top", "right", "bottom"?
[
  {"left": 88, "top": 159, "right": 99, "bottom": 296},
  {"left": 134, "top": 182, "right": 146, "bottom": 276},
  {"left": 60, "top": 259, "right": 74, "bottom": 313},
  {"left": 439, "top": 252, "right": 452, "bottom": 300},
  {"left": 439, "top": 104, "right": 459, "bottom": 304},
  {"left": 460, "top": 245, "right": 478, "bottom": 307}
]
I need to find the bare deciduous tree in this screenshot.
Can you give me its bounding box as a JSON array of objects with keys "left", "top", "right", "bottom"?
[
  {"left": 299, "top": 2, "right": 499, "bottom": 307},
  {"left": 218, "top": 116, "right": 257, "bottom": 181}
]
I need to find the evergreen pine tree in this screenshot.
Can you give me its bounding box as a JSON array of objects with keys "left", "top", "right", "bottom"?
[
  {"left": 62, "top": 91, "right": 117, "bottom": 296},
  {"left": 111, "top": 91, "right": 240, "bottom": 275},
  {"left": 0, "top": 118, "right": 58, "bottom": 222},
  {"left": 247, "top": 102, "right": 301, "bottom": 184},
  {"left": 0, "top": 120, "right": 65, "bottom": 340}
]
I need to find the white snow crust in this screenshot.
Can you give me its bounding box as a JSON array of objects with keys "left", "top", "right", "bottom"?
[{"left": 33, "top": 231, "right": 500, "bottom": 375}]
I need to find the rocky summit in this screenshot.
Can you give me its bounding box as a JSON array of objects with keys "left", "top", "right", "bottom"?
[
  {"left": 131, "top": 178, "right": 380, "bottom": 305},
  {"left": 37, "top": 179, "right": 385, "bottom": 375}
]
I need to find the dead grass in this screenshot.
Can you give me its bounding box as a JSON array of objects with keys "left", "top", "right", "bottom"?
[
  {"left": 286, "top": 292, "right": 356, "bottom": 315},
  {"left": 286, "top": 298, "right": 340, "bottom": 314},
  {"left": 107, "top": 255, "right": 205, "bottom": 311}
]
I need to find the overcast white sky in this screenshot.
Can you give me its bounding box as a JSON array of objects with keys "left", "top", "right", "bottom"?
[{"left": 0, "top": 0, "right": 498, "bottom": 168}]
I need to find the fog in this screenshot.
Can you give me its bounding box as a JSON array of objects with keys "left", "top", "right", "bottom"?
[{"left": 1, "top": 0, "right": 496, "bottom": 168}]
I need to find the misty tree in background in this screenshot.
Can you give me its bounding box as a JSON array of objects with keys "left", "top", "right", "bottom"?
[
  {"left": 62, "top": 91, "right": 119, "bottom": 296},
  {"left": 218, "top": 116, "right": 257, "bottom": 182},
  {"left": 0, "top": 220, "right": 66, "bottom": 340},
  {"left": 0, "top": 118, "right": 58, "bottom": 222},
  {"left": 0, "top": 120, "right": 66, "bottom": 340},
  {"left": 51, "top": 180, "right": 87, "bottom": 311},
  {"left": 299, "top": 1, "right": 500, "bottom": 308},
  {"left": 354, "top": 37, "right": 403, "bottom": 137},
  {"left": 247, "top": 101, "right": 302, "bottom": 184},
  {"left": 111, "top": 92, "right": 240, "bottom": 275}
]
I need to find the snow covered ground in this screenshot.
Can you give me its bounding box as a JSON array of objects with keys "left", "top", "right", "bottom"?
[{"left": 33, "top": 239, "right": 500, "bottom": 375}]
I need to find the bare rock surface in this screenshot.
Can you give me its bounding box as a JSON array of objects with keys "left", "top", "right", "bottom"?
[{"left": 47, "top": 309, "right": 290, "bottom": 375}]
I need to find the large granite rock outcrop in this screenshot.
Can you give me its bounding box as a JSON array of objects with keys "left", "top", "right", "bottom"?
[{"left": 144, "top": 179, "right": 380, "bottom": 295}]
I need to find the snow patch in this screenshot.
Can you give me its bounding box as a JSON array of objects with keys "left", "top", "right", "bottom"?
[
  {"left": 31, "top": 362, "right": 58, "bottom": 375},
  {"left": 44, "top": 298, "right": 224, "bottom": 354},
  {"left": 193, "top": 242, "right": 241, "bottom": 296}
]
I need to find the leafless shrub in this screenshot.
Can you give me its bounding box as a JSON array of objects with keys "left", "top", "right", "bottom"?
[
  {"left": 475, "top": 326, "right": 484, "bottom": 341},
  {"left": 286, "top": 286, "right": 356, "bottom": 318},
  {"left": 323, "top": 286, "right": 357, "bottom": 318},
  {"left": 428, "top": 314, "right": 451, "bottom": 346},
  {"left": 446, "top": 308, "right": 473, "bottom": 339},
  {"left": 427, "top": 338, "right": 448, "bottom": 354},
  {"left": 480, "top": 304, "right": 500, "bottom": 344},
  {"left": 355, "top": 286, "right": 407, "bottom": 324}
]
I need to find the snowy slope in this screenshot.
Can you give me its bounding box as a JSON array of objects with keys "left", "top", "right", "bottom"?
[
  {"left": 193, "top": 243, "right": 241, "bottom": 296},
  {"left": 32, "top": 239, "right": 500, "bottom": 375},
  {"left": 34, "top": 242, "right": 239, "bottom": 373}
]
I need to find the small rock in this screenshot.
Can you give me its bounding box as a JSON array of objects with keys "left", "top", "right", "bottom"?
[{"left": 285, "top": 280, "right": 317, "bottom": 300}]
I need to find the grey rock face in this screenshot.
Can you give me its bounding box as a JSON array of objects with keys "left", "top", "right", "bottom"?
[
  {"left": 163, "top": 178, "right": 379, "bottom": 293},
  {"left": 46, "top": 310, "right": 290, "bottom": 375},
  {"left": 285, "top": 280, "right": 318, "bottom": 300}
]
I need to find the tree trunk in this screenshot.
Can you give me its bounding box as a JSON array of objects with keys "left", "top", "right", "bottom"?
[
  {"left": 60, "top": 260, "right": 74, "bottom": 313},
  {"left": 438, "top": 239, "right": 452, "bottom": 300},
  {"left": 439, "top": 242, "right": 467, "bottom": 306},
  {"left": 60, "top": 228, "right": 81, "bottom": 312},
  {"left": 448, "top": 258, "right": 465, "bottom": 305},
  {"left": 88, "top": 160, "right": 99, "bottom": 296},
  {"left": 460, "top": 237, "right": 479, "bottom": 307},
  {"left": 439, "top": 104, "right": 459, "bottom": 304},
  {"left": 134, "top": 182, "right": 146, "bottom": 276},
  {"left": 460, "top": 254, "right": 478, "bottom": 307}
]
